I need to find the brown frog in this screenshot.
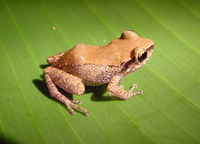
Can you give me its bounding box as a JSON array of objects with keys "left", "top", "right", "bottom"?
[{"left": 44, "top": 31, "right": 154, "bottom": 116}]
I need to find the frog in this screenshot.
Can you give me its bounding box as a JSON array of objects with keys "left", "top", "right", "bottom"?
[{"left": 44, "top": 30, "right": 154, "bottom": 116}]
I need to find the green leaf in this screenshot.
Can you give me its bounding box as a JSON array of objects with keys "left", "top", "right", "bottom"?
[{"left": 0, "top": 0, "right": 200, "bottom": 143}]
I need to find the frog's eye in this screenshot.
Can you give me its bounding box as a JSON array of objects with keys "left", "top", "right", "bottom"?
[
  {"left": 121, "top": 31, "right": 138, "bottom": 39},
  {"left": 138, "top": 49, "right": 147, "bottom": 62}
]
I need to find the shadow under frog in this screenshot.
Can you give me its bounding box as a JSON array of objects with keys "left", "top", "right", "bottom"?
[
  {"left": 33, "top": 70, "right": 121, "bottom": 115},
  {"left": 33, "top": 67, "right": 119, "bottom": 102}
]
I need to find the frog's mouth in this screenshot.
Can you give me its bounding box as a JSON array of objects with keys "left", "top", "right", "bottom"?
[{"left": 146, "top": 44, "right": 154, "bottom": 60}]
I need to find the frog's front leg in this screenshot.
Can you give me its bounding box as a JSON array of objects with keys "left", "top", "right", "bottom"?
[
  {"left": 44, "top": 67, "right": 90, "bottom": 116},
  {"left": 107, "top": 75, "right": 143, "bottom": 100}
]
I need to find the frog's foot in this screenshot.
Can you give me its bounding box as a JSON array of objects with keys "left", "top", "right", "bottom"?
[
  {"left": 49, "top": 89, "right": 90, "bottom": 116},
  {"left": 107, "top": 76, "right": 143, "bottom": 100},
  {"left": 46, "top": 85, "right": 90, "bottom": 116},
  {"left": 44, "top": 67, "right": 90, "bottom": 116},
  {"left": 128, "top": 84, "right": 143, "bottom": 96},
  {"left": 66, "top": 99, "right": 90, "bottom": 116}
]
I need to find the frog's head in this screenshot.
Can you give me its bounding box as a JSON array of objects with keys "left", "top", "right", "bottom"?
[{"left": 120, "top": 30, "right": 154, "bottom": 74}]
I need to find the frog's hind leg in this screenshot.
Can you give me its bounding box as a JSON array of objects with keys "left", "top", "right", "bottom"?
[
  {"left": 44, "top": 67, "right": 90, "bottom": 116},
  {"left": 47, "top": 51, "right": 67, "bottom": 65}
]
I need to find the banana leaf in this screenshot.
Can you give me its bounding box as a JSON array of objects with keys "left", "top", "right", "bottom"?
[{"left": 0, "top": 0, "right": 200, "bottom": 143}]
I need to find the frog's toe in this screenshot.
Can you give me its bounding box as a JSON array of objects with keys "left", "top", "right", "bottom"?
[
  {"left": 138, "top": 90, "right": 143, "bottom": 95},
  {"left": 71, "top": 111, "right": 76, "bottom": 115},
  {"left": 127, "top": 84, "right": 143, "bottom": 97},
  {"left": 72, "top": 100, "right": 82, "bottom": 104},
  {"left": 128, "top": 84, "right": 138, "bottom": 93},
  {"left": 67, "top": 101, "right": 90, "bottom": 116},
  {"left": 66, "top": 104, "right": 76, "bottom": 115},
  {"left": 85, "top": 111, "right": 90, "bottom": 116}
]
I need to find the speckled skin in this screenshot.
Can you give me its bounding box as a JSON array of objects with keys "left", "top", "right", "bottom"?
[{"left": 44, "top": 31, "right": 154, "bottom": 116}]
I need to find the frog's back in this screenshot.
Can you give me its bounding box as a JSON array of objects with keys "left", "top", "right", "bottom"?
[
  {"left": 51, "top": 44, "right": 123, "bottom": 86},
  {"left": 54, "top": 43, "right": 122, "bottom": 66}
]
